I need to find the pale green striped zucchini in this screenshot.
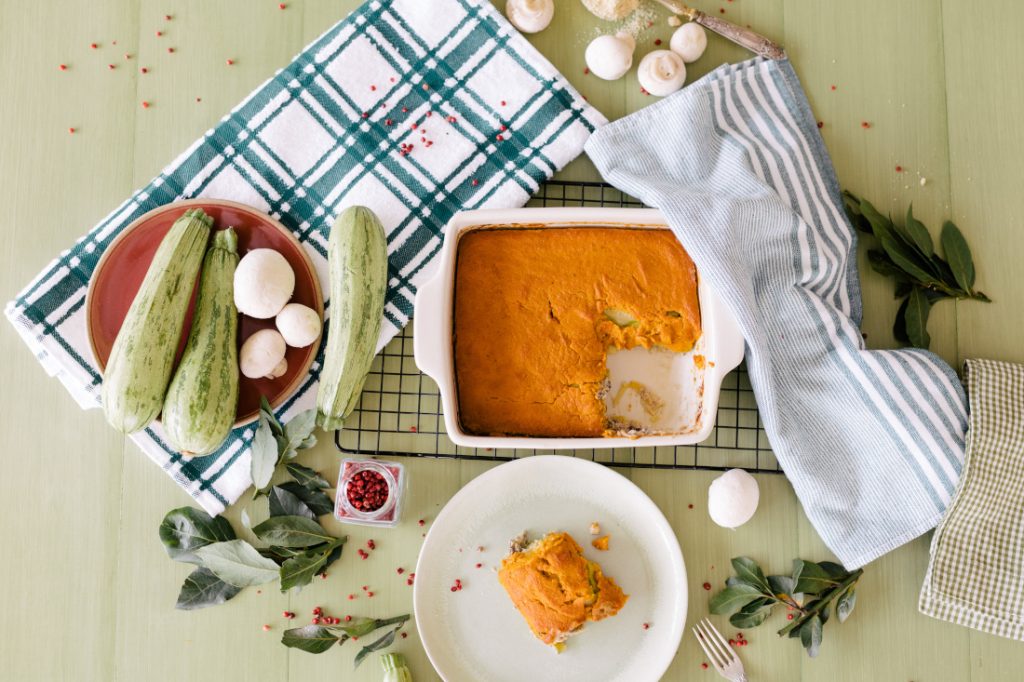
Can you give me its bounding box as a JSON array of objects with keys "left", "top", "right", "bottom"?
[
  {"left": 162, "top": 228, "right": 241, "bottom": 455},
  {"left": 316, "top": 206, "right": 387, "bottom": 430},
  {"left": 101, "top": 208, "right": 213, "bottom": 433}
]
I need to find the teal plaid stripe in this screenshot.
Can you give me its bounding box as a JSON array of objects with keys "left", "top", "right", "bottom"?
[{"left": 4, "top": 0, "right": 605, "bottom": 515}]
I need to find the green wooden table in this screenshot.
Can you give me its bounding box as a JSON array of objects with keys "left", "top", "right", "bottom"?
[{"left": 2, "top": 1, "right": 1022, "bottom": 680}]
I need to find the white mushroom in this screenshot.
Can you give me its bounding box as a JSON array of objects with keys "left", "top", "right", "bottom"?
[
  {"left": 638, "top": 49, "right": 686, "bottom": 97},
  {"left": 670, "top": 22, "right": 708, "bottom": 63},
  {"left": 707, "top": 469, "right": 760, "bottom": 529},
  {"left": 275, "top": 303, "right": 322, "bottom": 348},
  {"left": 234, "top": 249, "right": 296, "bottom": 319},
  {"left": 505, "top": 0, "right": 554, "bottom": 34},
  {"left": 239, "top": 329, "right": 288, "bottom": 380},
  {"left": 585, "top": 32, "right": 636, "bottom": 81}
]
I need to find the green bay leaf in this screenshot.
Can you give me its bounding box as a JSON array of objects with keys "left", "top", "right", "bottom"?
[
  {"left": 253, "top": 516, "right": 333, "bottom": 548},
  {"left": 159, "top": 507, "right": 235, "bottom": 564},
  {"left": 194, "top": 539, "right": 280, "bottom": 588},
  {"left": 175, "top": 566, "right": 242, "bottom": 610}
]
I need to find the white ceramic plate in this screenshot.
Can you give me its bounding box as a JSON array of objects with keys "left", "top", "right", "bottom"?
[{"left": 414, "top": 456, "right": 687, "bottom": 682}]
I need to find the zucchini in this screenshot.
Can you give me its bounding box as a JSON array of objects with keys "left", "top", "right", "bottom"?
[
  {"left": 162, "top": 228, "right": 241, "bottom": 455},
  {"left": 316, "top": 206, "right": 387, "bottom": 430},
  {"left": 101, "top": 208, "right": 213, "bottom": 433}
]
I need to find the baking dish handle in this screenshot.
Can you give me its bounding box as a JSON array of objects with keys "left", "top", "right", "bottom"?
[{"left": 413, "top": 274, "right": 448, "bottom": 380}]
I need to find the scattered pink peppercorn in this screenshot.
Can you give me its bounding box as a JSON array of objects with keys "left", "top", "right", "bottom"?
[
  {"left": 450, "top": 586, "right": 457, "bottom": 592},
  {"left": 141, "top": 101, "right": 150, "bottom": 108},
  {"left": 165, "top": 14, "right": 172, "bottom": 21},
  {"left": 729, "top": 639, "right": 736, "bottom": 646},
  {"left": 719, "top": 8, "right": 726, "bottom": 13},
  {"left": 368, "top": 592, "right": 375, "bottom": 598},
  {"left": 642, "top": 623, "right": 650, "bottom": 630},
  {"left": 140, "top": 67, "right": 148, "bottom": 74},
  {"left": 654, "top": 39, "right": 662, "bottom": 45},
  {"left": 124, "top": 53, "right": 132, "bottom": 59},
  {"left": 367, "top": 540, "right": 376, "bottom": 550},
  {"left": 156, "top": 31, "right": 163, "bottom": 37},
  {"left": 418, "top": 519, "right": 425, "bottom": 526},
  {"left": 475, "top": 563, "right": 483, "bottom": 568},
  {"left": 688, "top": 503, "right": 694, "bottom": 509},
  {"left": 397, "top": 567, "right": 405, "bottom": 574},
  {"left": 90, "top": 43, "right": 98, "bottom": 49},
  {"left": 108, "top": 64, "right": 116, "bottom": 70},
  {"left": 787, "top": 613, "right": 794, "bottom": 620},
  {"left": 817, "top": 121, "right": 824, "bottom": 128},
  {"left": 262, "top": 624, "right": 271, "bottom": 632},
  {"left": 895, "top": 165, "right": 903, "bottom": 172},
  {"left": 313, "top": 606, "right": 322, "bottom": 615},
  {"left": 830, "top": 85, "right": 836, "bottom": 91},
  {"left": 311, "top": 617, "right": 320, "bottom": 625},
  {"left": 401, "top": 632, "right": 408, "bottom": 639},
  {"left": 496, "top": 134, "right": 504, "bottom": 141},
  {"left": 167, "top": 47, "right": 175, "bottom": 53},
  {"left": 226, "top": 59, "right": 234, "bottom": 66},
  {"left": 861, "top": 121, "right": 871, "bottom": 129},
  {"left": 283, "top": 611, "right": 294, "bottom": 619},
  {"left": 348, "top": 594, "right": 355, "bottom": 600},
  {"left": 472, "top": 179, "right": 479, "bottom": 187},
  {"left": 59, "top": 64, "right": 67, "bottom": 71},
  {"left": 321, "top": 572, "right": 328, "bottom": 580},
  {"left": 584, "top": 67, "right": 590, "bottom": 75},
  {"left": 370, "top": 84, "right": 377, "bottom": 91},
  {"left": 68, "top": 127, "right": 76, "bottom": 134},
  {"left": 703, "top": 582, "right": 711, "bottom": 591},
  {"left": 279, "top": 2, "right": 287, "bottom": 8},
  {"left": 500, "top": 100, "right": 507, "bottom": 106},
  {"left": 701, "top": 662, "right": 709, "bottom": 670},
  {"left": 344, "top": 615, "right": 352, "bottom": 622}
]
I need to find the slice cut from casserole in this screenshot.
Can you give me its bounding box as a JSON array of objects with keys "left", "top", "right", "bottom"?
[{"left": 497, "top": 531, "right": 628, "bottom": 650}]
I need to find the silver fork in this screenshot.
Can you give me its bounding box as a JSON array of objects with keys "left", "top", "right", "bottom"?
[{"left": 693, "top": 618, "right": 749, "bottom": 682}]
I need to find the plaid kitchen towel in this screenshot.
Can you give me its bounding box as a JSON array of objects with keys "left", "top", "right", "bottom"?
[
  {"left": 586, "top": 58, "right": 968, "bottom": 568},
  {"left": 4, "top": 0, "right": 605, "bottom": 515},
  {"left": 920, "top": 359, "right": 1024, "bottom": 639}
]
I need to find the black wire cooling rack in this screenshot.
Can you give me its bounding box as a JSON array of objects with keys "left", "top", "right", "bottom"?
[{"left": 335, "top": 181, "right": 780, "bottom": 474}]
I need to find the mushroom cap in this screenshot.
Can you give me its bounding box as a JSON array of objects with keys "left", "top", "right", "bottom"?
[
  {"left": 638, "top": 50, "right": 687, "bottom": 97},
  {"left": 670, "top": 22, "right": 708, "bottom": 63},
  {"left": 707, "top": 468, "right": 760, "bottom": 529},
  {"left": 239, "top": 328, "right": 287, "bottom": 379},
  {"left": 234, "top": 249, "right": 296, "bottom": 319},
  {"left": 585, "top": 34, "right": 635, "bottom": 81},
  {"left": 505, "top": 0, "right": 554, "bottom": 34},
  {"left": 275, "top": 303, "right": 322, "bottom": 348}
]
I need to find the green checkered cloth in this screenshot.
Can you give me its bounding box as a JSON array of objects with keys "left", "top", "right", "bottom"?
[
  {"left": 919, "top": 358, "right": 1024, "bottom": 639},
  {"left": 3, "top": 0, "right": 604, "bottom": 515}
]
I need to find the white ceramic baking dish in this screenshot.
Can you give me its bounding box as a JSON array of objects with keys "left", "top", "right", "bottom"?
[{"left": 413, "top": 207, "right": 744, "bottom": 450}]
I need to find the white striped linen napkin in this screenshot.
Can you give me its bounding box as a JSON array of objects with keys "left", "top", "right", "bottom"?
[
  {"left": 4, "top": 0, "right": 604, "bottom": 515},
  {"left": 586, "top": 58, "right": 967, "bottom": 568}
]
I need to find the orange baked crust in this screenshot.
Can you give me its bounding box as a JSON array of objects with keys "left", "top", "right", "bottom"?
[
  {"left": 453, "top": 227, "right": 700, "bottom": 437},
  {"left": 497, "top": 532, "right": 628, "bottom": 647}
]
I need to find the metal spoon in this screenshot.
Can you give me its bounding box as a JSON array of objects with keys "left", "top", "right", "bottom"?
[{"left": 653, "top": 0, "right": 786, "bottom": 60}]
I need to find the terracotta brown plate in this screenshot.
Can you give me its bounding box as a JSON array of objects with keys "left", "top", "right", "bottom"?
[{"left": 86, "top": 199, "right": 323, "bottom": 429}]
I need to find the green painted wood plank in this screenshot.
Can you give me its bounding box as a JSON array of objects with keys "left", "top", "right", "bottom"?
[
  {"left": 942, "top": 0, "right": 1024, "bottom": 367},
  {"left": 940, "top": 1, "right": 1024, "bottom": 678},
  {"left": 783, "top": 0, "right": 959, "bottom": 366},
  {"left": 0, "top": 1, "right": 138, "bottom": 680}
]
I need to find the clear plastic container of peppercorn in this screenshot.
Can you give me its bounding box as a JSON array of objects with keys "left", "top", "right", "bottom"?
[{"left": 334, "top": 458, "right": 406, "bottom": 528}]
